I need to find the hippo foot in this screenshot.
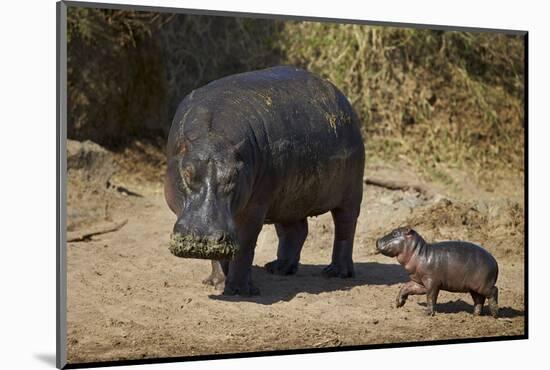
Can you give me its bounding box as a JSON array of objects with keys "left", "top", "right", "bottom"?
[
  {"left": 202, "top": 260, "right": 227, "bottom": 290},
  {"left": 322, "top": 261, "right": 355, "bottom": 278},
  {"left": 488, "top": 287, "right": 499, "bottom": 318},
  {"left": 473, "top": 304, "right": 483, "bottom": 316},
  {"left": 223, "top": 282, "right": 260, "bottom": 296},
  {"left": 423, "top": 308, "right": 435, "bottom": 316},
  {"left": 396, "top": 295, "right": 407, "bottom": 308},
  {"left": 202, "top": 274, "right": 225, "bottom": 290},
  {"left": 264, "top": 259, "right": 298, "bottom": 275}
]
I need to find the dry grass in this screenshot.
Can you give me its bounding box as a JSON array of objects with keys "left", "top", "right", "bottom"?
[
  {"left": 67, "top": 9, "right": 525, "bottom": 187},
  {"left": 279, "top": 23, "right": 524, "bottom": 184}
]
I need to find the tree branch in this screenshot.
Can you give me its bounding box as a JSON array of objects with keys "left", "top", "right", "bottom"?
[
  {"left": 68, "top": 219, "right": 128, "bottom": 243},
  {"left": 364, "top": 177, "right": 432, "bottom": 196}
]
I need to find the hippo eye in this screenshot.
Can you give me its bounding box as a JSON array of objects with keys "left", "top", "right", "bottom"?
[
  {"left": 219, "top": 182, "right": 236, "bottom": 195},
  {"left": 180, "top": 164, "right": 198, "bottom": 191},
  {"left": 392, "top": 231, "right": 399, "bottom": 238},
  {"left": 182, "top": 166, "right": 193, "bottom": 183},
  {"left": 218, "top": 169, "right": 237, "bottom": 194},
  {"left": 219, "top": 168, "right": 237, "bottom": 184}
]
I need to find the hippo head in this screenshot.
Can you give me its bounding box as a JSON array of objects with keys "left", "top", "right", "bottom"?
[
  {"left": 164, "top": 138, "right": 251, "bottom": 260},
  {"left": 376, "top": 226, "right": 417, "bottom": 257}
]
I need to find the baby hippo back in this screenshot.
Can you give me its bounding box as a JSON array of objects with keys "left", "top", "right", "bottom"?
[{"left": 431, "top": 241, "right": 498, "bottom": 295}]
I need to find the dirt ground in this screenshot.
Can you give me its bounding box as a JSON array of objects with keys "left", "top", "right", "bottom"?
[{"left": 65, "top": 141, "right": 525, "bottom": 364}]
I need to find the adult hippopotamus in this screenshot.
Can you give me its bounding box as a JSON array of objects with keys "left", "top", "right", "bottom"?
[
  {"left": 164, "top": 66, "right": 365, "bottom": 296},
  {"left": 376, "top": 227, "right": 499, "bottom": 317}
]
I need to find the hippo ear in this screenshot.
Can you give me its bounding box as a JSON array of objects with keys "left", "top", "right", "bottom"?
[
  {"left": 405, "top": 227, "right": 414, "bottom": 237},
  {"left": 233, "top": 138, "right": 247, "bottom": 153},
  {"left": 175, "top": 141, "right": 188, "bottom": 156},
  {"left": 235, "top": 160, "right": 244, "bottom": 171},
  {"left": 232, "top": 139, "right": 248, "bottom": 170}
]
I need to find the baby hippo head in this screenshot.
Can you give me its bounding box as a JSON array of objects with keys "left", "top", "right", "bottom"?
[{"left": 376, "top": 226, "right": 417, "bottom": 257}]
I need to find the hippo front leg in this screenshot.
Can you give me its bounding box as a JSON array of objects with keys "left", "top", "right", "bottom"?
[
  {"left": 202, "top": 260, "right": 229, "bottom": 290},
  {"left": 396, "top": 281, "right": 427, "bottom": 308},
  {"left": 224, "top": 246, "right": 259, "bottom": 296},
  {"left": 223, "top": 214, "right": 264, "bottom": 296},
  {"left": 322, "top": 208, "right": 358, "bottom": 278}
]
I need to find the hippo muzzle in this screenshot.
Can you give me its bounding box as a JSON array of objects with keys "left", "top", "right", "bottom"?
[
  {"left": 169, "top": 199, "right": 239, "bottom": 260},
  {"left": 375, "top": 234, "right": 394, "bottom": 255},
  {"left": 170, "top": 217, "right": 238, "bottom": 259},
  {"left": 375, "top": 239, "right": 384, "bottom": 254},
  {"left": 169, "top": 232, "right": 238, "bottom": 260},
  {"left": 375, "top": 226, "right": 412, "bottom": 257}
]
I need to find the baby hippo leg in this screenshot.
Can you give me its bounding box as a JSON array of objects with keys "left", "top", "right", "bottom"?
[
  {"left": 396, "top": 281, "right": 427, "bottom": 308},
  {"left": 424, "top": 279, "right": 440, "bottom": 316},
  {"left": 487, "top": 286, "right": 499, "bottom": 318},
  {"left": 470, "top": 291, "right": 486, "bottom": 316}
]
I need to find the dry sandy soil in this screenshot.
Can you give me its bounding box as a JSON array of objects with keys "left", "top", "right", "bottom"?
[{"left": 65, "top": 141, "right": 525, "bottom": 364}]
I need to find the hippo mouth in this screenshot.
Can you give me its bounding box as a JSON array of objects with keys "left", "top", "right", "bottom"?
[
  {"left": 375, "top": 239, "right": 384, "bottom": 254},
  {"left": 375, "top": 238, "right": 393, "bottom": 255},
  {"left": 169, "top": 233, "right": 238, "bottom": 260}
]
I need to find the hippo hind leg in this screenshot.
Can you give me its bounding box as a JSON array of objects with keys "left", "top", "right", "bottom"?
[
  {"left": 470, "top": 291, "right": 486, "bottom": 316},
  {"left": 423, "top": 279, "right": 440, "bottom": 316},
  {"left": 202, "top": 260, "right": 229, "bottom": 290},
  {"left": 265, "top": 219, "right": 308, "bottom": 275},
  {"left": 322, "top": 207, "right": 358, "bottom": 278},
  {"left": 487, "top": 286, "right": 499, "bottom": 318}
]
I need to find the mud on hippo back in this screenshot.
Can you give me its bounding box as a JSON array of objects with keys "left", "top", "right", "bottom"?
[{"left": 164, "top": 66, "right": 365, "bottom": 296}]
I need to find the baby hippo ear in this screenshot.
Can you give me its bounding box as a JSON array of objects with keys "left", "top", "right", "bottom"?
[{"left": 405, "top": 226, "right": 414, "bottom": 237}]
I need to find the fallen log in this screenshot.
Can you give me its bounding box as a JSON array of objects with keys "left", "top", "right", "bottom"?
[
  {"left": 68, "top": 219, "right": 128, "bottom": 243},
  {"left": 364, "top": 177, "right": 432, "bottom": 196}
]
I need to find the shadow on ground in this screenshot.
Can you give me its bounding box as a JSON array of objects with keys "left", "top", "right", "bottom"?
[
  {"left": 210, "top": 262, "right": 409, "bottom": 305},
  {"left": 417, "top": 299, "right": 524, "bottom": 318}
]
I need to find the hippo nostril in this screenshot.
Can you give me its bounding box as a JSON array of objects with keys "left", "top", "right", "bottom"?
[
  {"left": 173, "top": 223, "right": 185, "bottom": 235},
  {"left": 210, "top": 231, "right": 226, "bottom": 243}
]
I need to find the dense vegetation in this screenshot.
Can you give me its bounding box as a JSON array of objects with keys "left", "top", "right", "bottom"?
[{"left": 67, "top": 8, "right": 525, "bottom": 184}]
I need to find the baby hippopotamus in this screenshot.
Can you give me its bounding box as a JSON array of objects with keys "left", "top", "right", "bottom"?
[{"left": 376, "top": 227, "right": 499, "bottom": 317}]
